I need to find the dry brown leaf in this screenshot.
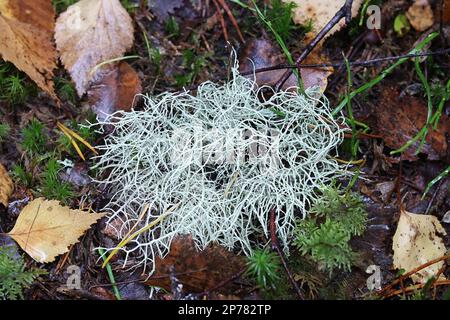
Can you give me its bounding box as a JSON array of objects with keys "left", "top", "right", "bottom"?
[
  {"left": 300, "top": 52, "right": 333, "bottom": 93},
  {"left": 392, "top": 209, "right": 447, "bottom": 284},
  {"left": 88, "top": 62, "right": 142, "bottom": 121},
  {"left": 284, "top": 0, "right": 363, "bottom": 40},
  {"left": 0, "top": 163, "right": 13, "bottom": 207},
  {"left": 0, "top": 0, "right": 57, "bottom": 100},
  {"left": 406, "top": 0, "right": 434, "bottom": 32},
  {"left": 144, "top": 235, "right": 246, "bottom": 293},
  {"left": 370, "top": 87, "right": 450, "bottom": 161},
  {"left": 55, "top": 0, "right": 134, "bottom": 96},
  {"left": 7, "top": 198, "right": 105, "bottom": 263},
  {"left": 239, "top": 38, "right": 332, "bottom": 92}
]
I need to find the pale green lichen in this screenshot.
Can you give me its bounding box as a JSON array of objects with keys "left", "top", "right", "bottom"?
[{"left": 92, "top": 63, "right": 348, "bottom": 274}]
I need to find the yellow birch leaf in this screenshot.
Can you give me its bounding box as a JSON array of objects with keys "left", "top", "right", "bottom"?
[
  {"left": 0, "top": 0, "right": 58, "bottom": 100},
  {"left": 0, "top": 163, "right": 13, "bottom": 207},
  {"left": 392, "top": 209, "right": 447, "bottom": 284},
  {"left": 7, "top": 198, "right": 105, "bottom": 263},
  {"left": 55, "top": 0, "right": 134, "bottom": 96}
]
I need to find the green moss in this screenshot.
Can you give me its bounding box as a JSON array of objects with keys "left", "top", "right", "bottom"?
[
  {"left": 0, "top": 246, "right": 46, "bottom": 300},
  {"left": 40, "top": 157, "right": 74, "bottom": 203},
  {"left": 294, "top": 186, "right": 367, "bottom": 274},
  {"left": 12, "top": 163, "right": 33, "bottom": 187},
  {"left": 55, "top": 77, "right": 77, "bottom": 104},
  {"left": 0, "top": 123, "right": 10, "bottom": 143},
  {"left": 245, "top": 248, "right": 281, "bottom": 290},
  {"left": 21, "top": 119, "right": 48, "bottom": 155},
  {"left": 0, "top": 63, "right": 36, "bottom": 104}
]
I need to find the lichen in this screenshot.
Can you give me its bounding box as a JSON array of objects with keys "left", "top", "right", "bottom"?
[{"left": 92, "top": 62, "right": 347, "bottom": 274}]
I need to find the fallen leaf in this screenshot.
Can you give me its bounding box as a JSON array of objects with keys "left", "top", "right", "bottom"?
[
  {"left": 284, "top": 0, "right": 363, "bottom": 40},
  {"left": 392, "top": 209, "right": 447, "bottom": 284},
  {"left": 0, "top": 0, "right": 57, "bottom": 99},
  {"left": 149, "top": 0, "right": 184, "bottom": 22},
  {"left": 300, "top": 52, "right": 333, "bottom": 93},
  {"left": 0, "top": 163, "right": 13, "bottom": 207},
  {"left": 369, "top": 87, "right": 450, "bottom": 161},
  {"left": 239, "top": 38, "right": 332, "bottom": 92},
  {"left": 7, "top": 198, "right": 105, "bottom": 263},
  {"left": 87, "top": 62, "right": 142, "bottom": 121},
  {"left": 55, "top": 0, "right": 134, "bottom": 96},
  {"left": 239, "top": 38, "right": 297, "bottom": 90},
  {"left": 406, "top": 0, "right": 434, "bottom": 32},
  {"left": 144, "top": 235, "right": 245, "bottom": 293},
  {"left": 444, "top": 0, "right": 450, "bottom": 24}
]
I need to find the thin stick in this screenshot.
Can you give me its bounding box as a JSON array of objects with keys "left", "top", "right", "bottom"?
[
  {"left": 377, "top": 253, "right": 450, "bottom": 296},
  {"left": 241, "top": 48, "right": 450, "bottom": 76},
  {"left": 217, "top": 0, "right": 245, "bottom": 43},
  {"left": 274, "top": 0, "right": 354, "bottom": 91},
  {"left": 212, "top": 0, "right": 229, "bottom": 43},
  {"left": 383, "top": 280, "right": 450, "bottom": 299},
  {"left": 270, "top": 208, "right": 304, "bottom": 299}
]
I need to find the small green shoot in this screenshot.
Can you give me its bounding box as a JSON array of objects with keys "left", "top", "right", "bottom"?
[
  {"left": 394, "top": 14, "right": 410, "bottom": 37},
  {"left": 0, "top": 123, "right": 10, "bottom": 143},
  {"left": 40, "top": 157, "right": 74, "bottom": 203},
  {"left": 98, "top": 248, "right": 121, "bottom": 300},
  {"left": 21, "top": 119, "right": 48, "bottom": 155},
  {"left": 165, "top": 16, "right": 180, "bottom": 38},
  {"left": 334, "top": 32, "right": 439, "bottom": 115},
  {"left": 55, "top": 77, "right": 77, "bottom": 103},
  {"left": 246, "top": 248, "right": 281, "bottom": 289},
  {"left": 12, "top": 164, "right": 33, "bottom": 187}
]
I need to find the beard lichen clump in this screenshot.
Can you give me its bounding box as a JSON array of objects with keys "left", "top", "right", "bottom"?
[{"left": 92, "top": 67, "right": 347, "bottom": 274}]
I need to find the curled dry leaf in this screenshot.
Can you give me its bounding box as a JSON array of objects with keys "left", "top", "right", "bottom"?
[
  {"left": 393, "top": 209, "right": 447, "bottom": 284},
  {"left": 283, "top": 0, "right": 363, "bottom": 40},
  {"left": 55, "top": 0, "right": 134, "bottom": 96},
  {"left": 144, "top": 235, "right": 245, "bottom": 293},
  {"left": 406, "top": 0, "right": 434, "bottom": 32},
  {"left": 0, "top": 163, "right": 13, "bottom": 207},
  {"left": 0, "top": 0, "right": 57, "bottom": 100},
  {"left": 7, "top": 198, "right": 105, "bottom": 263},
  {"left": 88, "top": 62, "right": 142, "bottom": 121}
]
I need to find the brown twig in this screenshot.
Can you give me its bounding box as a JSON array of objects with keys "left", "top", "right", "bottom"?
[
  {"left": 240, "top": 49, "right": 450, "bottom": 77},
  {"left": 377, "top": 253, "right": 450, "bottom": 296},
  {"left": 269, "top": 208, "right": 304, "bottom": 299},
  {"left": 383, "top": 280, "right": 450, "bottom": 299},
  {"left": 212, "top": 0, "right": 229, "bottom": 43},
  {"left": 274, "top": 0, "right": 355, "bottom": 91},
  {"left": 199, "top": 267, "right": 247, "bottom": 299},
  {"left": 217, "top": 0, "right": 245, "bottom": 43}
]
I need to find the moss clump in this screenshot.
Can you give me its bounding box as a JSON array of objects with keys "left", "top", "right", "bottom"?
[
  {"left": 294, "top": 186, "right": 367, "bottom": 274},
  {"left": 0, "top": 246, "right": 46, "bottom": 300}
]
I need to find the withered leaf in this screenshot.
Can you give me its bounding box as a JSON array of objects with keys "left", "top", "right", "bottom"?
[
  {"left": 393, "top": 209, "right": 447, "bottom": 284},
  {"left": 88, "top": 62, "right": 142, "bottom": 121},
  {"left": 0, "top": 163, "right": 13, "bottom": 207},
  {"left": 239, "top": 38, "right": 332, "bottom": 92},
  {"left": 144, "top": 235, "right": 246, "bottom": 293},
  {"left": 55, "top": 0, "right": 134, "bottom": 96},
  {"left": 0, "top": 0, "right": 57, "bottom": 100},
  {"left": 370, "top": 87, "right": 450, "bottom": 161},
  {"left": 8, "top": 198, "right": 105, "bottom": 263}
]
